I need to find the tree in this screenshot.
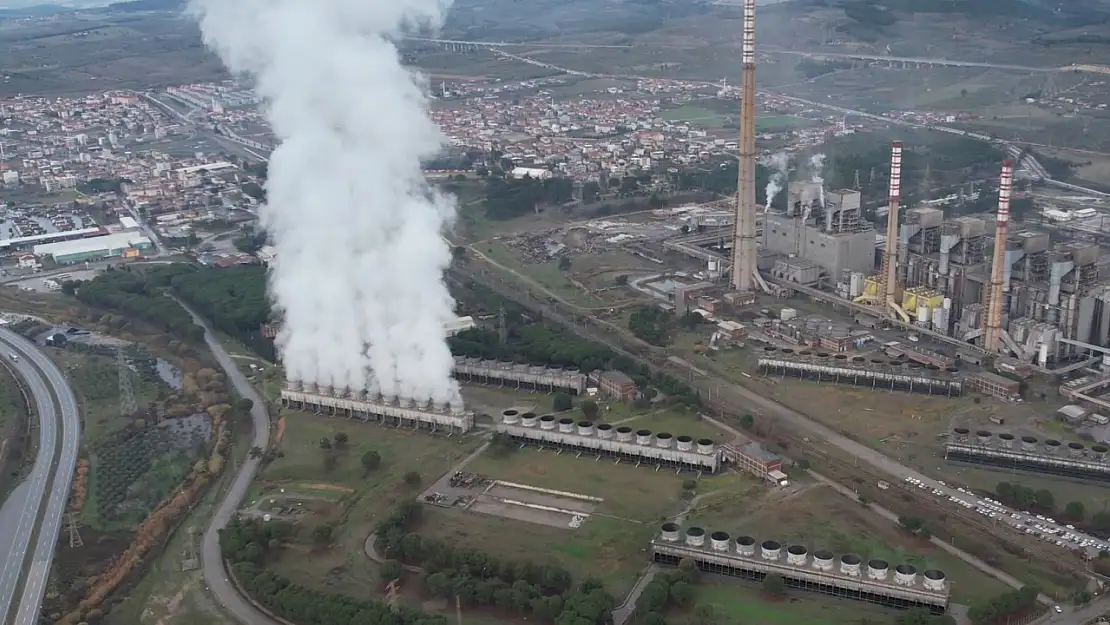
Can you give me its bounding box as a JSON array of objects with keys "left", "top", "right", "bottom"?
[
  {"left": 669, "top": 580, "right": 694, "bottom": 605},
  {"left": 1094, "top": 511, "right": 1110, "bottom": 531},
  {"left": 762, "top": 573, "right": 786, "bottom": 596},
  {"left": 739, "top": 414, "right": 755, "bottom": 430},
  {"left": 1036, "top": 489, "right": 1055, "bottom": 511},
  {"left": 553, "top": 392, "right": 573, "bottom": 412},
  {"left": 248, "top": 446, "right": 263, "bottom": 459},
  {"left": 319, "top": 437, "right": 331, "bottom": 450},
  {"left": 1065, "top": 501, "right": 1085, "bottom": 520},
  {"left": 236, "top": 398, "right": 254, "bottom": 413},
  {"left": 361, "top": 450, "right": 382, "bottom": 473},
  {"left": 581, "top": 399, "right": 599, "bottom": 420},
  {"left": 380, "top": 560, "right": 403, "bottom": 581},
  {"left": 694, "top": 603, "right": 716, "bottom": 625},
  {"left": 311, "top": 524, "right": 334, "bottom": 546},
  {"left": 334, "top": 431, "right": 349, "bottom": 448}
]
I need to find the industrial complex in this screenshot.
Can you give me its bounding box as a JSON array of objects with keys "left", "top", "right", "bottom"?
[
  {"left": 945, "top": 427, "right": 1110, "bottom": 483},
  {"left": 651, "top": 525, "right": 950, "bottom": 613}
]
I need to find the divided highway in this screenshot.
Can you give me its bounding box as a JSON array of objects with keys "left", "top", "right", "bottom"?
[{"left": 0, "top": 327, "right": 80, "bottom": 625}]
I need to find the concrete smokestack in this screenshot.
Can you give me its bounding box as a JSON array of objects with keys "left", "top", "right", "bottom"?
[
  {"left": 877, "top": 141, "right": 902, "bottom": 317},
  {"left": 731, "top": 0, "right": 758, "bottom": 293},
  {"left": 984, "top": 160, "right": 1014, "bottom": 353}
]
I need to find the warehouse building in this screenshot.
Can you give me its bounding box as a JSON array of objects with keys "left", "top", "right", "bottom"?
[{"left": 34, "top": 232, "right": 153, "bottom": 264}]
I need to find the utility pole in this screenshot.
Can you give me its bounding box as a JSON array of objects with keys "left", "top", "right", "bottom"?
[
  {"left": 455, "top": 594, "right": 463, "bottom": 625},
  {"left": 117, "top": 346, "right": 137, "bottom": 417},
  {"left": 497, "top": 305, "right": 507, "bottom": 346}
]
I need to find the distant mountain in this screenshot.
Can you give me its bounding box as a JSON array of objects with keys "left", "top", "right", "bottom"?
[
  {"left": 0, "top": 4, "right": 75, "bottom": 17},
  {"left": 105, "top": 0, "right": 183, "bottom": 11}
]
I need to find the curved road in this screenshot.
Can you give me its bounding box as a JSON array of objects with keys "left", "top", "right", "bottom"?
[
  {"left": 177, "top": 300, "right": 276, "bottom": 625},
  {"left": 0, "top": 327, "right": 81, "bottom": 625}
]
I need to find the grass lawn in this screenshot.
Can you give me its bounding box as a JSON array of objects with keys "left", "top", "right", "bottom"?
[
  {"left": 757, "top": 115, "right": 815, "bottom": 131},
  {"left": 662, "top": 105, "right": 727, "bottom": 128},
  {"left": 466, "top": 446, "right": 690, "bottom": 521},
  {"left": 0, "top": 363, "right": 27, "bottom": 498},
  {"left": 687, "top": 582, "right": 897, "bottom": 625},
  {"left": 481, "top": 240, "right": 604, "bottom": 307}
]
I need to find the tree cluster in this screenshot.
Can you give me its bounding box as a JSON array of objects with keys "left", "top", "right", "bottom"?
[
  {"left": 994, "top": 482, "right": 1055, "bottom": 513},
  {"left": 628, "top": 306, "right": 673, "bottom": 346},
  {"left": 72, "top": 265, "right": 204, "bottom": 342},
  {"left": 967, "top": 586, "right": 1040, "bottom": 625},
  {"left": 170, "top": 265, "right": 275, "bottom": 359},
  {"left": 897, "top": 515, "right": 933, "bottom": 539},
  {"left": 374, "top": 503, "right": 612, "bottom": 625},
  {"left": 484, "top": 175, "right": 574, "bottom": 220}
]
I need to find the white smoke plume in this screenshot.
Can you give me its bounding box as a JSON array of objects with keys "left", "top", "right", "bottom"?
[
  {"left": 763, "top": 151, "right": 789, "bottom": 211},
  {"left": 188, "top": 0, "right": 462, "bottom": 405},
  {"left": 809, "top": 153, "right": 826, "bottom": 206}
]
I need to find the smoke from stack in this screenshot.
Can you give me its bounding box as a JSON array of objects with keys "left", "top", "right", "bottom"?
[
  {"left": 188, "top": 0, "right": 462, "bottom": 404},
  {"left": 763, "top": 152, "right": 788, "bottom": 211},
  {"left": 809, "top": 153, "right": 826, "bottom": 205}
]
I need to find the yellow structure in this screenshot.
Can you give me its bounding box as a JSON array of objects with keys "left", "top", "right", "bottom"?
[{"left": 902, "top": 287, "right": 944, "bottom": 320}]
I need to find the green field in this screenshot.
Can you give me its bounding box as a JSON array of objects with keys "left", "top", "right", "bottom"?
[
  {"left": 661, "top": 105, "right": 728, "bottom": 128},
  {"left": 689, "top": 582, "right": 897, "bottom": 625},
  {"left": 757, "top": 115, "right": 815, "bottom": 131}
]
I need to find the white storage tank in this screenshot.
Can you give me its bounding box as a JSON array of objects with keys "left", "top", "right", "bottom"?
[
  {"left": 502, "top": 409, "right": 521, "bottom": 425},
  {"left": 577, "top": 421, "right": 595, "bottom": 436},
  {"left": 285, "top": 379, "right": 303, "bottom": 392},
  {"left": 760, "top": 540, "right": 781, "bottom": 560},
  {"left": 812, "top": 549, "right": 834, "bottom": 571},
  {"left": 304, "top": 382, "right": 318, "bottom": 394},
  {"left": 597, "top": 423, "right": 614, "bottom": 439},
  {"left": 850, "top": 272, "right": 864, "bottom": 298},
  {"left": 676, "top": 435, "right": 694, "bottom": 452},
  {"left": 786, "top": 545, "right": 808, "bottom": 566},
  {"left": 867, "top": 559, "right": 889, "bottom": 580},
  {"left": 923, "top": 569, "right": 946, "bottom": 591},
  {"left": 710, "top": 531, "right": 730, "bottom": 552},
  {"left": 685, "top": 527, "right": 706, "bottom": 547},
  {"left": 660, "top": 523, "right": 680, "bottom": 542},
  {"left": 894, "top": 564, "right": 917, "bottom": 586},
  {"left": 736, "top": 535, "right": 757, "bottom": 557},
  {"left": 540, "top": 415, "right": 557, "bottom": 430},
  {"left": 558, "top": 417, "right": 575, "bottom": 433},
  {"left": 840, "top": 554, "right": 861, "bottom": 576},
  {"left": 636, "top": 429, "right": 653, "bottom": 446},
  {"left": 916, "top": 305, "right": 930, "bottom": 325},
  {"left": 655, "top": 432, "right": 673, "bottom": 449},
  {"left": 697, "top": 438, "right": 716, "bottom": 455},
  {"left": 616, "top": 426, "right": 634, "bottom": 442},
  {"left": 521, "top": 412, "right": 539, "bottom": 428},
  {"left": 781, "top": 308, "right": 798, "bottom": 321}
]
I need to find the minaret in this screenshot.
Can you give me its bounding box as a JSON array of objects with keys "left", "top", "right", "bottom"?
[
  {"left": 983, "top": 160, "right": 1014, "bottom": 353},
  {"left": 731, "top": 0, "right": 758, "bottom": 292}
]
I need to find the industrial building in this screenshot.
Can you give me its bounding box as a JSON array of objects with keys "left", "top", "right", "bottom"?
[
  {"left": 34, "top": 232, "right": 153, "bottom": 264},
  {"left": 945, "top": 428, "right": 1110, "bottom": 482},
  {"left": 280, "top": 381, "right": 474, "bottom": 434},
  {"left": 762, "top": 184, "right": 875, "bottom": 283},
  {"left": 758, "top": 348, "right": 963, "bottom": 396},
  {"left": 652, "top": 525, "right": 949, "bottom": 613},
  {"left": 496, "top": 409, "right": 720, "bottom": 473},
  {"left": 720, "top": 442, "right": 787, "bottom": 485},
  {"left": 452, "top": 357, "right": 587, "bottom": 395}
]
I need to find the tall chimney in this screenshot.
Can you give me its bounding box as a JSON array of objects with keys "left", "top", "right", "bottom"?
[
  {"left": 877, "top": 141, "right": 902, "bottom": 316},
  {"left": 983, "top": 160, "right": 1014, "bottom": 353},
  {"left": 731, "top": 0, "right": 758, "bottom": 292}
]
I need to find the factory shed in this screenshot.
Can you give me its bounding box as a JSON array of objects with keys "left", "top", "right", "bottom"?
[
  {"left": 34, "top": 233, "right": 153, "bottom": 264},
  {"left": 967, "top": 372, "right": 1021, "bottom": 400}
]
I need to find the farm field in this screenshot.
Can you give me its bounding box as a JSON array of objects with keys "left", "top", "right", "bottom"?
[{"left": 661, "top": 105, "right": 728, "bottom": 128}]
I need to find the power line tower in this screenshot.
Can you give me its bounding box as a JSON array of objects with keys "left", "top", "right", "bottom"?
[
  {"left": 67, "top": 512, "right": 83, "bottom": 548},
  {"left": 117, "top": 346, "right": 137, "bottom": 417}
]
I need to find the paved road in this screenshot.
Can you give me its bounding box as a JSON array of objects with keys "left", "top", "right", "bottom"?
[
  {"left": 0, "top": 328, "right": 81, "bottom": 625},
  {"left": 177, "top": 299, "right": 276, "bottom": 625}
]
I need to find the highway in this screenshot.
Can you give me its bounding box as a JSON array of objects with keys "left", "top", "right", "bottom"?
[
  {"left": 0, "top": 328, "right": 80, "bottom": 625},
  {"left": 176, "top": 299, "right": 275, "bottom": 625}
]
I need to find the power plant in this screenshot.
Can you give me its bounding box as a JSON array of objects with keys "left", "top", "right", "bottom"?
[
  {"left": 452, "top": 356, "right": 587, "bottom": 395},
  {"left": 651, "top": 525, "right": 949, "bottom": 614},
  {"left": 731, "top": 0, "right": 759, "bottom": 293},
  {"left": 496, "top": 409, "right": 720, "bottom": 473},
  {"left": 758, "top": 347, "right": 963, "bottom": 396},
  {"left": 946, "top": 427, "right": 1110, "bottom": 483}
]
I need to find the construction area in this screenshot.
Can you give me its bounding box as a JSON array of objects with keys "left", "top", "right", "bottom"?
[{"left": 421, "top": 470, "right": 600, "bottom": 530}]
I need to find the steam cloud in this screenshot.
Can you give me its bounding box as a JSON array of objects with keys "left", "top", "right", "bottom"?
[
  {"left": 763, "top": 152, "right": 788, "bottom": 211},
  {"left": 809, "top": 153, "right": 826, "bottom": 206},
  {"left": 188, "top": 0, "right": 462, "bottom": 405}
]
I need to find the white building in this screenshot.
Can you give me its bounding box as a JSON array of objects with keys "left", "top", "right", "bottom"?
[{"left": 510, "top": 167, "right": 552, "bottom": 180}]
